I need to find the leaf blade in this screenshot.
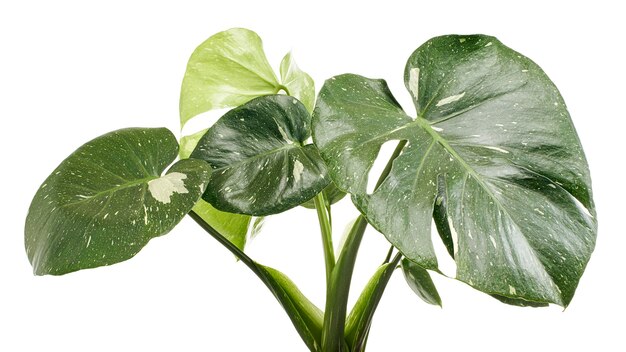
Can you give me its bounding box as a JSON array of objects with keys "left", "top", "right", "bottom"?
[
  {"left": 312, "top": 35, "right": 596, "bottom": 306},
  {"left": 179, "top": 28, "right": 280, "bottom": 127},
  {"left": 25, "top": 128, "right": 211, "bottom": 275},
  {"left": 191, "top": 95, "right": 328, "bottom": 216}
]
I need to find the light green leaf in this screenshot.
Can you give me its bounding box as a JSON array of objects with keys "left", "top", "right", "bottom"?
[
  {"left": 401, "top": 258, "right": 442, "bottom": 307},
  {"left": 312, "top": 35, "right": 596, "bottom": 307},
  {"left": 179, "top": 128, "right": 208, "bottom": 159},
  {"left": 280, "top": 52, "right": 315, "bottom": 113},
  {"left": 191, "top": 95, "right": 329, "bottom": 216},
  {"left": 180, "top": 28, "right": 281, "bottom": 127},
  {"left": 25, "top": 128, "right": 211, "bottom": 275},
  {"left": 191, "top": 199, "right": 250, "bottom": 251}
]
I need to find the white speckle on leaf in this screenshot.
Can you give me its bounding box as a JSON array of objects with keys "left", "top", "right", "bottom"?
[
  {"left": 489, "top": 235, "right": 497, "bottom": 249},
  {"left": 431, "top": 126, "right": 444, "bottom": 132},
  {"left": 148, "top": 172, "right": 189, "bottom": 204},
  {"left": 572, "top": 196, "right": 594, "bottom": 218},
  {"left": 277, "top": 124, "right": 292, "bottom": 144},
  {"left": 408, "top": 67, "right": 420, "bottom": 98},
  {"left": 293, "top": 160, "right": 304, "bottom": 183},
  {"left": 533, "top": 208, "right": 545, "bottom": 215},
  {"left": 548, "top": 183, "right": 557, "bottom": 189},
  {"left": 436, "top": 92, "right": 465, "bottom": 107},
  {"left": 143, "top": 205, "right": 149, "bottom": 225},
  {"left": 509, "top": 285, "right": 517, "bottom": 295},
  {"left": 484, "top": 146, "right": 509, "bottom": 154},
  {"left": 485, "top": 42, "right": 493, "bottom": 47},
  {"left": 86, "top": 236, "right": 92, "bottom": 248},
  {"left": 447, "top": 218, "right": 459, "bottom": 255}
]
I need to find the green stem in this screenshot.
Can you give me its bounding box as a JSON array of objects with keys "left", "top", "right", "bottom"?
[
  {"left": 383, "top": 245, "right": 395, "bottom": 264},
  {"left": 321, "top": 140, "right": 407, "bottom": 352},
  {"left": 314, "top": 191, "right": 335, "bottom": 284}
]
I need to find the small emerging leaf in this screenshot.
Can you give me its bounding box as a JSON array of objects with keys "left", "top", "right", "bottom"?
[
  {"left": 280, "top": 52, "right": 316, "bottom": 113},
  {"left": 25, "top": 128, "right": 211, "bottom": 275},
  {"left": 401, "top": 258, "right": 442, "bottom": 307},
  {"left": 191, "top": 95, "right": 329, "bottom": 216},
  {"left": 346, "top": 259, "right": 399, "bottom": 351}
]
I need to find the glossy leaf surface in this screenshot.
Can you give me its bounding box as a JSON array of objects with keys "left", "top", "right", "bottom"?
[
  {"left": 192, "top": 95, "right": 328, "bottom": 216},
  {"left": 401, "top": 258, "right": 442, "bottom": 306},
  {"left": 312, "top": 35, "right": 596, "bottom": 306},
  {"left": 25, "top": 128, "right": 211, "bottom": 275},
  {"left": 180, "top": 28, "right": 280, "bottom": 127}
]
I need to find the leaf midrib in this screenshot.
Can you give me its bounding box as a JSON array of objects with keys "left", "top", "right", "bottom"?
[
  {"left": 213, "top": 143, "right": 302, "bottom": 172},
  {"left": 411, "top": 115, "right": 563, "bottom": 303},
  {"left": 60, "top": 176, "right": 157, "bottom": 208}
]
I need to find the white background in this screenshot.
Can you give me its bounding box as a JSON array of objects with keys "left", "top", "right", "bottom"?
[{"left": 1, "top": 1, "right": 624, "bottom": 351}]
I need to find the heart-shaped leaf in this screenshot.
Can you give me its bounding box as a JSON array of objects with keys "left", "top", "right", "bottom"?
[
  {"left": 312, "top": 35, "right": 596, "bottom": 306},
  {"left": 179, "top": 28, "right": 281, "bottom": 128},
  {"left": 25, "top": 128, "right": 211, "bottom": 275},
  {"left": 191, "top": 95, "right": 329, "bottom": 216}
]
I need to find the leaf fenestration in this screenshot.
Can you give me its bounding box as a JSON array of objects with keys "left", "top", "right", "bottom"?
[{"left": 312, "top": 35, "right": 596, "bottom": 306}]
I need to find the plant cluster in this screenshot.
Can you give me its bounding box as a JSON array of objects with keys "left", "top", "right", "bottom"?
[{"left": 25, "top": 28, "right": 597, "bottom": 351}]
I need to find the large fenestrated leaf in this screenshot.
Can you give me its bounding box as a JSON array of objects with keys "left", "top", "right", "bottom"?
[
  {"left": 25, "top": 128, "right": 211, "bottom": 275},
  {"left": 179, "top": 28, "right": 281, "bottom": 128},
  {"left": 312, "top": 35, "right": 596, "bottom": 306},
  {"left": 191, "top": 95, "right": 329, "bottom": 216}
]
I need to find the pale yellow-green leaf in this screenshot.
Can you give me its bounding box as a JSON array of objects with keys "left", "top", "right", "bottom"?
[
  {"left": 180, "top": 28, "right": 280, "bottom": 127},
  {"left": 280, "top": 52, "right": 315, "bottom": 113}
]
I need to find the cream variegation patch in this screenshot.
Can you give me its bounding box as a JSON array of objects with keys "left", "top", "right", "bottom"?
[{"left": 148, "top": 172, "right": 189, "bottom": 204}]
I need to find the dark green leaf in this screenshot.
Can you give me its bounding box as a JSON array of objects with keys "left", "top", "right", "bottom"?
[
  {"left": 312, "top": 35, "right": 596, "bottom": 306},
  {"left": 25, "top": 128, "right": 211, "bottom": 275},
  {"left": 191, "top": 95, "right": 329, "bottom": 216},
  {"left": 401, "top": 258, "right": 442, "bottom": 307}
]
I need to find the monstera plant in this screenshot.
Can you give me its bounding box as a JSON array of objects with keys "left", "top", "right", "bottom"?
[{"left": 25, "top": 28, "right": 596, "bottom": 351}]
